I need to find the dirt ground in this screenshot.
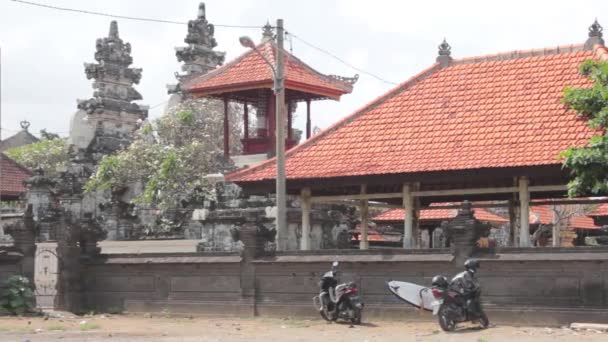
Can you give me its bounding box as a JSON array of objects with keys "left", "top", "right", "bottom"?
[{"left": 0, "top": 313, "right": 607, "bottom": 342}]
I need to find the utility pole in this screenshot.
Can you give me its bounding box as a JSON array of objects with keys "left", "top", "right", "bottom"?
[{"left": 275, "top": 19, "right": 287, "bottom": 251}]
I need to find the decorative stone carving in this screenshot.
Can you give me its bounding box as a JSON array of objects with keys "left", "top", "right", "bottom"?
[
  {"left": 436, "top": 38, "right": 453, "bottom": 67},
  {"left": 74, "top": 20, "right": 147, "bottom": 158},
  {"left": 585, "top": 19, "right": 605, "bottom": 50},
  {"left": 173, "top": 2, "right": 226, "bottom": 83},
  {"left": 261, "top": 21, "right": 274, "bottom": 42},
  {"left": 444, "top": 201, "right": 491, "bottom": 262}
]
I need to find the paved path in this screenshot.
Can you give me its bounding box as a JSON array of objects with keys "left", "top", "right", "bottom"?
[{"left": 1, "top": 315, "right": 607, "bottom": 341}]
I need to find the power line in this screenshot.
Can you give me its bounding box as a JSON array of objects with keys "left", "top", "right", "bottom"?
[
  {"left": 285, "top": 31, "right": 398, "bottom": 86},
  {"left": 9, "top": 0, "right": 262, "bottom": 28}
]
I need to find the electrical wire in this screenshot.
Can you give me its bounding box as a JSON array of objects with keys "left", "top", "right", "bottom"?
[
  {"left": 9, "top": 0, "right": 262, "bottom": 28},
  {"left": 285, "top": 31, "right": 398, "bottom": 85}
]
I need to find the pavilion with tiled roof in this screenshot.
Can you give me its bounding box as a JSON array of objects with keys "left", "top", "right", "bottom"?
[
  {"left": 0, "top": 154, "right": 32, "bottom": 201},
  {"left": 183, "top": 24, "right": 356, "bottom": 162},
  {"left": 228, "top": 21, "right": 608, "bottom": 250}
]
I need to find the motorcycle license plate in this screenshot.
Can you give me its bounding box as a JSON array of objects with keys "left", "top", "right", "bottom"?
[{"left": 431, "top": 300, "right": 443, "bottom": 315}]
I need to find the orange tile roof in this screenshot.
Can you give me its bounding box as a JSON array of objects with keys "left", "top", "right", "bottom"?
[
  {"left": 228, "top": 43, "right": 608, "bottom": 183},
  {"left": 568, "top": 215, "right": 601, "bottom": 230},
  {"left": 183, "top": 40, "right": 354, "bottom": 100},
  {"left": 0, "top": 154, "right": 32, "bottom": 197},
  {"left": 373, "top": 207, "right": 508, "bottom": 223},
  {"left": 529, "top": 205, "right": 555, "bottom": 225},
  {"left": 588, "top": 203, "right": 608, "bottom": 217}
]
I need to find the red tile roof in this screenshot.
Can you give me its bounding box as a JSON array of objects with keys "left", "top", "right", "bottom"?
[
  {"left": 529, "top": 205, "right": 555, "bottom": 225},
  {"left": 0, "top": 154, "right": 32, "bottom": 197},
  {"left": 373, "top": 207, "right": 508, "bottom": 223},
  {"left": 351, "top": 228, "right": 402, "bottom": 242},
  {"left": 568, "top": 215, "right": 601, "bottom": 230},
  {"left": 228, "top": 44, "right": 608, "bottom": 183},
  {"left": 184, "top": 40, "right": 354, "bottom": 100},
  {"left": 588, "top": 203, "right": 608, "bottom": 217}
]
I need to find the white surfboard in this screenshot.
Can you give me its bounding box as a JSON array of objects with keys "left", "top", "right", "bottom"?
[{"left": 386, "top": 280, "right": 435, "bottom": 311}]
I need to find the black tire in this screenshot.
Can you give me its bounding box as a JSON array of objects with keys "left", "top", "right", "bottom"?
[
  {"left": 351, "top": 307, "right": 362, "bottom": 325},
  {"left": 438, "top": 306, "right": 456, "bottom": 332},
  {"left": 319, "top": 296, "right": 334, "bottom": 322},
  {"left": 477, "top": 311, "right": 489, "bottom": 329}
]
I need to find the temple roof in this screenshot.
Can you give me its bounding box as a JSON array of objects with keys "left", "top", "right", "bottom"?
[
  {"left": 0, "top": 154, "right": 32, "bottom": 197},
  {"left": 373, "top": 207, "right": 508, "bottom": 224},
  {"left": 588, "top": 203, "right": 608, "bottom": 217},
  {"left": 0, "top": 121, "right": 39, "bottom": 152},
  {"left": 228, "top": 41, "right": 608, "bottom": 184},
  {"left": 183, "top": 40, "right": 355, "bottom": 100}
]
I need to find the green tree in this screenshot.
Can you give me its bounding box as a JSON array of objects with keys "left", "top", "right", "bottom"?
[
  {"left": 85, "top": 98, "right": 242, "bottom": 208},
  {"left": 5, "top": 136, "right": 70, "bottom": 174},
  {"left": 562, "top": 60, "right": 608, "bottom": 196}
]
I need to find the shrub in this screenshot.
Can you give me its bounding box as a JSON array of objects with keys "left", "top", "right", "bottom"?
[{"left": 0, "top": 276, "right": 36, "bottom": 315}]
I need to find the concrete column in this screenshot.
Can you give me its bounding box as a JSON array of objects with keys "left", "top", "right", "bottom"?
[
  {"left": 306, "top": 99, "right": 311, "bottom": 139},
  {"left": 519, "top": 177, "right": 531, "bottom": 247},
  {"left": 300, "top": 187, "right": 312, "bottom": 250},
  {"left": 403, "top": 183, "right": 414, "bottom": 248},
  {"left": 359, "top": 185, "right": 369, "bottom": 250},
  {"left": 223, "top": 97, "right": 229, "bottom": 158},
  {"left": 508, "top": 198, "right": 517, "bottom": 246},
  {"left": 243, "top": 101, "right": 249, "bottom": 139}
]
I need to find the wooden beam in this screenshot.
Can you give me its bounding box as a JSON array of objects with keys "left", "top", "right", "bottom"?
[
  {"left": 300, "top": 187, "right": 311, "bottom": 251},
  {"left": 359, "top": 185, "right": 369, "bottom": 250}
]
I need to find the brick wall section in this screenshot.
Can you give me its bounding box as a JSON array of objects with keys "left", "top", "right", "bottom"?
[{"left": 81, "top": 247, "right": 608, "bottom": 325}]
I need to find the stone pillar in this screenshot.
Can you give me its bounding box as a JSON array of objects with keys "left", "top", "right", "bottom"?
[
  {"left": 402, "top": 184, "right": 414, "bottom": 248},
  {"left": 4, "top": 205, "right": 37, "bottom": 283},
  {"left": 508, "top": 198, "right": 517, "bottom": 247},
  {"left": 300, "top": 188, "right": 311, "bottom": 250},
  {"left": 519, "top": 177, "right": 531, "bottom": 247},
  {"left": 55, "top": 211, "right": 83, "bottom": 313},
  {"left": 420, "top": 229, "right": 430, "bottom": 248},
  {"left": 432, "top": 225, "right": 446, "bottom": 249},
  {"left": 359, "top": 185, "right": 369, "bottom": 250}
]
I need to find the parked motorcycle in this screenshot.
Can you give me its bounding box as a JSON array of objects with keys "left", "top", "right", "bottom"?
[
  {"left": 429, "top": 275, "right": 489, "bottom": 332},
  {"left": 312, "top": 261, "right": 363, "bottom": 324}
]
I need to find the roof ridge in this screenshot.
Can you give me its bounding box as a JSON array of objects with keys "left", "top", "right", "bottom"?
[
  {"left": 452, "top": 43, "right": 587, "bottom": 65},
  {"left": 593, "top": 43, "right": 608, "bottom": 61},
  {"left": 183, "top": 41, "right": 274, "bottom": 91},
  {"left": 283, "top": 50, "right": 354, "bottom": 92},
  {"left": 227, "top": 62, "right": 444, "bottom": 182}
]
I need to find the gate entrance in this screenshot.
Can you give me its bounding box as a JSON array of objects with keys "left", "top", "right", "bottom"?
[{"left": 35, "top": 242, "right": 58, "bottom": 309}]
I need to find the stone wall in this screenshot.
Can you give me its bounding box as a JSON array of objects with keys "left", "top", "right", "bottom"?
[{"left": 80, "top": 246, "right": 608, "bottom": 326}]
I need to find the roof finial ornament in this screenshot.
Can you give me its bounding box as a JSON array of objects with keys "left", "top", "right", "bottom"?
[
  {"left": 109, "top": 20, "right": 119, "bottom": 40},
  {"left": 20, "top": 120, "right": 30, "bottom": 131},
  {"left": 262, "top": 21, "right": 274, "bottom": 42},
  {"left": 197, "top": 2, "right": 206, "bottom": 19},
  {"left": 436, "top": 38, "right": 452, "bottom": 67},
  {"left": 438, "top": 38, "right": 451, "bottom": 56},
  {"left": 589, "top": 18, "right": 603, "bottom": 38},
  {"left": 585, "top": 19, "right": 605, "bottom": 50}
]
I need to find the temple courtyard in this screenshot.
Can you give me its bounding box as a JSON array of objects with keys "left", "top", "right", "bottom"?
[{"left": 0, "top": 315, "right": 606, "bottom": 342}]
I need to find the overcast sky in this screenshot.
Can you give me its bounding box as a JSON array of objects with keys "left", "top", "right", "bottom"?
[{"left": 1, "top": 0, "right": 608, "bottom": 140}]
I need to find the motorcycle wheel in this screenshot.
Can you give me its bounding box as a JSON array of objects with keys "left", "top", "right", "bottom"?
[
  {"left": 320, "top": 297, "right": 337, "bottom": 322},
  {"left": 351, "top": 307, "right": 362, "bottom": 325},
  {"left": 477, "top": 312, "right": 489, "bottom": 329},
  {"left": 438, "top": 306, "right": 456, "bottom": 332}
]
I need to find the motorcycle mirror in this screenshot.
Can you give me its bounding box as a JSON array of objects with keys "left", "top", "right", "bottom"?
[{"left": 332, "top": 261, "right": 339, "bottom": 267}]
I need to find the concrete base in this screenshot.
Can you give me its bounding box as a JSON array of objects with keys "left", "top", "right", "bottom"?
[
  {"left": 124, "top": 300, "right": 255, "bottom": 317},
  {"left": 231, "top": 154, "right": 268, "bottom": 169}
]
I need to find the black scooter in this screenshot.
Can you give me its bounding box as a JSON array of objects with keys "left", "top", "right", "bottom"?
[
  {"left": 312, "top": 261, "right": 363, "bottom": 324},
  {"left": 430, "top": 276, "right": 489, "bottom": 332}
]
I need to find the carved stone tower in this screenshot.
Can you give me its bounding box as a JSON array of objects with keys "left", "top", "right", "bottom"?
[
  {"left": 174, "top": 2, "right": 225, "bottom": 82},
  {"left": 70, "top": 21, "right": 147, "bottom": 159}
]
